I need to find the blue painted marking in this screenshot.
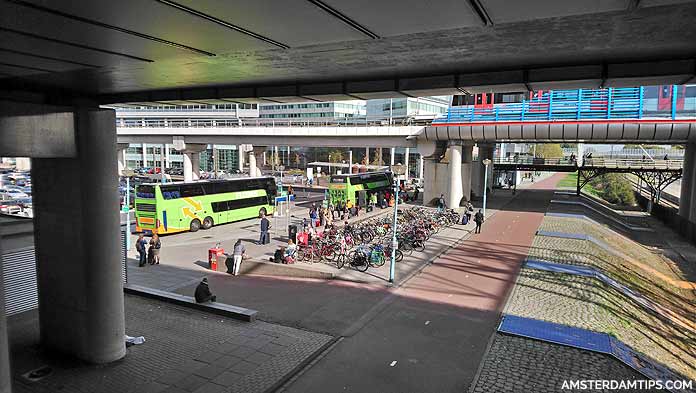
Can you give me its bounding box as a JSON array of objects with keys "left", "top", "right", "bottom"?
[
  {"left": 499, "top": 315, "right": 689, "bottom": 391},
  {"left": 163, "top": 210, "right": 168, "bottom": 231},
  {"left": 536, "top": 230, "right": 588, "bottom": 240},
  {"left": 524, "top": 259, "right": 595, "bottom": 277}
]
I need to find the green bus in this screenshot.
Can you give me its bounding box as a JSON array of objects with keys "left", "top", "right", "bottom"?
[
  {"left": 328, "top": 171, "right": 393, "bottom": 205},
  {"left": 135, "top": 177, "right": 276, "bottom": 234}
]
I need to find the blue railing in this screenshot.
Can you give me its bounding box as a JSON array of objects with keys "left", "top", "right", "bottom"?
[{"left": 434, "top": 86, "right": 689, "bottom": 124}]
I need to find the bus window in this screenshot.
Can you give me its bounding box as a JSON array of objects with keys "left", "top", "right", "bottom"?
[
  {"left": 180, "top": 184, "right": 204, "bottom": 197},
  {"left": 136, "top": 185, "right": 155, "bottom": 199}
]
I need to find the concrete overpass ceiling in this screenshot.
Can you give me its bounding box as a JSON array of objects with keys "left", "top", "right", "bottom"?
[{"left": 0, "top": 0, "right": 695, "bottom": 103}]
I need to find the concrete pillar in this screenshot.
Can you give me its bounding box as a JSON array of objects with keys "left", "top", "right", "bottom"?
[
  {"left": 0, "top": 239, "right": 12, "bottom": 393},
  {"left": 461, "top": 144, "right": 473, "bottom": 202},
  {"left": 577, "top": 143, "right": 585, "bottom": 166},
  {"left": 448, "top": 144, "right": 463, "bottom": 208},
  {"left": 390, "top": 147, "right": 395, "bottom": 166},
  {"left": 249, "top": 151, "right": 259, "bottom": 177},
  {"left": 15, "top": 157, "right": 31, "bottom": 171},
  {"left": 681, "top": 143, "right": 696, "bottom": 220},
  {"left": 191, "top": 152, "right": 200, "bottom": 180},
  {"left": 117, "top": 143, "right": 128, "bottom": 176},
  {"left": 160, "top": 144, "right": 166, "bottom": 173},
  {"left": 141, "top": 143, "right": 147, "bottom": 167},
  {"left": 32, "top": 107, "right": 125, "bottom": 363},
  {"left": 238, "top": 145, "right": 245, "bottom": 171},
  {"left": 404, "top": 148, "right": 410, "bottom": 180},
  {"left": 263, "top": 151, "right": 267, "bottom": 167},
  {"left": 365, "top": 147, "right": 370, "bottom": 165},
  {"left": 165, "top": 144, "right": 170, "bottom": 168},
  {"left": 183, "top": 152, "right": 193, "bottom": 182},
  {"left": 348, "top": 150, "right": 353, "bottom": 172},
  {"left": 419, "top": 155, "right": 424, "bottom": 179}
]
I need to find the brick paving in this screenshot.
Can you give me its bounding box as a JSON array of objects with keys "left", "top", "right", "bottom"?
[
  {"left": 503, "top": 268, "right": 696, "bottom": 380},
  {"left": 9, "top": 295, "right": 332, "bottom": 393},
  {"left": 471, "top": 334, "right": 661, "bottom": 393}
]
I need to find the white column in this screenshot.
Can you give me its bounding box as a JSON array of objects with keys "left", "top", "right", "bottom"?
[
  {"left": 183, "top": 152, "right": 193, "bottom": 182},
  {"left": 404, "top": 148, "right": 410, "bottom": 180},
  {"left": 32, "top": 107, "right": 125, "bottom": 363},
  {"left": 160, "top": 144, "right": 166, "bottom": 173},
  {"left": 191, "top": 152, "right": 200, "bottom": 180},
  {"left": 348, "top": 150, "right": 353, "bottom": 173},
  {"left": 165, "top": 144, "right": 170, "bottom": 168},
  {"left": 238, "top": 145, "right": 245, "bottom": 172},
  {"left": 287, "top": 146, "right": 291, "bottom": 166},
  {"left": 263, "top": 151, "right": 267, "bottom": 166},
  {"left": 419, "top": 155, "right": 424, "bottom": 179},
  {"left": 117, "top": 150, "right": 126, "bottom": 176},
  {"left": 249, "top": 150, "right": 258, "bottom": 177},
  {"left": 448, "top": 144, "right": 463, "bottom": 208},
  {"left": 141, "top": 143, "right": 147, "bottom": 167},
  {"left": 390, "top": 147, "right": 395, "bottom": 166},
  {"left": 365, "top": 147, "right": 370, "bottom": 165}
]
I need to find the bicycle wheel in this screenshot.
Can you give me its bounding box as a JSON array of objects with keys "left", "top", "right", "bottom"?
[
  {"left": 395, "top": 249, "right": 404, "bottom": 262},
  {"left": 336, "top": 253, "right": 346, "bottom": 269},
  {"left": 413, "top": 240, "right": 425, "bottom": 252},
  {"left": 297, "top": 248, "right": 306, "bottom": 261},
  {"left": 372, "top": 254, "right": 385, "bottom": 267},
  {"left": 323, "top": 246, "right": 335, "bottom": 262},
  {"left": 355, "top": 257, "right": 369, "bottom": 272}
]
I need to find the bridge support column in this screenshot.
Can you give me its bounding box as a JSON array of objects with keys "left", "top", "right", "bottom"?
[
  {"left": 472, "top": 143, "right": 495, "bottom": 199},
  {"left": 238, "top": 145, "right": 245, "bottom": 172},
  {"left": 680, "top": 143, "right": 696, "bottom": 220},
  {"left": 390, "top": 148, "right": 395, "bottom": 166},
  {"left": 348, "top": 150, "right": 353, "bottom": 173},
  {"left": 418, "top": 141, "right": 448, "bottom": 206},
  {"left": 248, "top": 146, "right": 265, "bottom": 177},
  {"left": 141, "top": 143, "right": 147, "bottom": 167},
  {"left": 404, "top": 148, "right": 410, "bottom": 181},
  {"left": 174, "top": 142, "right": 206, "bottom": 182},
  {"left": 0, "top": 238, "right": 11, "bottom": 393},
  {"left": 32, "top": 107, "right": 126, "bottom": 364},
  {"left": 117, "top": 143, "right": 129, "bottom": 176},
  {"left": 419, "top": 155, "right": 424, "bottom": 179},
  {"left": 447, "top": 143, "right": 463, "bottom": 208}
]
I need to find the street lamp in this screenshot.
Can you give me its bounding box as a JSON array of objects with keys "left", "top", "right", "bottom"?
[
  {"left": 389, "top": 163, "right": 406, "bottom": 284},
  {"left": 482, "top": 158, "right": 492, "bottom": 217}
]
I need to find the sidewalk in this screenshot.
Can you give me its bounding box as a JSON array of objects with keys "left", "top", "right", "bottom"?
[{"left": 280, "top": 173, "right": 565, "bottom": 393}]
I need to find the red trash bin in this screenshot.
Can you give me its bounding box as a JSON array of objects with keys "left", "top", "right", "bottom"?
[{"left": 208, "top": 247, "right": 224, "bottom": 271}]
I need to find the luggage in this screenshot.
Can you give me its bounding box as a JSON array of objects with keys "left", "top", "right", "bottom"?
[
  {"left": 147, "top": 248, "right": 155, "bottom": 265},
  {"left": 461, "top": 215, "right": 469, "bottom": 225}
]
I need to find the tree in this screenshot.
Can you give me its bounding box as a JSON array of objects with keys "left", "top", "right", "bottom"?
[
  {"left": 371, "top": 149, "right": 383, "bottom": 166},
  {"left": 530, "top": 144, "right": 563, "bottom": 158},
  {"left": 327, "top": 150, "right": 344, "bottom": 164},
  {"left": 294, "top": 153, "right": 302, "bottom": 167},
  {"left": 589, "top": 173, "right": 636, "bottom": 206}
]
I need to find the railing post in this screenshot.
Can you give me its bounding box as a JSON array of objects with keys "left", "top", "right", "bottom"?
[
  {"left": 638, "top": 86, "right": 644, "bottom": 119},
  {"left": 671, "top": 84, "right": 678, "bottom": 119},
  {"left": 447, "top": 108, "right": 451, "bottom": 122},
  {"left": 548, "top": 91, "right": 553, "bottom": 120},
  {"left": 521, "top": 102, "right": 525, "bottom": 121},
  {"left": 607, "top": 87, "right": 613, "bottom": 119},
  {"left": 495, "top": 106, "right": 499, "bottom": 121},
  {"left": 577, "top": 88, "right": 582, "bottom": 120}
]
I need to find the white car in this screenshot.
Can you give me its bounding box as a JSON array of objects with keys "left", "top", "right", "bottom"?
[{"left": 0, "top": 189, "right": 29, "bottom": 199}]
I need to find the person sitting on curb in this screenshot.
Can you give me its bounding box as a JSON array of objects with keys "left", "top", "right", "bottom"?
[{"left": 194, "top": 278, "right": 216, "bottom": 303}]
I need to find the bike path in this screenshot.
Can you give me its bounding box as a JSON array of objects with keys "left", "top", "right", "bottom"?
[{"left": 281, "top": 173, "right": 564, "bottom": 393}]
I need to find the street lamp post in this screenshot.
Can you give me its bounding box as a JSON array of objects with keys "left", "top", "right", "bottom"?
[
  {"left": 389, "top": 163, "right": 406, "bottom": 284},
  {"left": 482, "top": 159, "right": 492, "bottom": 217}
]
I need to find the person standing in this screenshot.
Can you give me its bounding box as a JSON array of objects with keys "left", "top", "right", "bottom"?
[
  {"left": 230, "top": 239, "right": 246, "bottom": 275},
  {"left": 412, "top": 187, "right": 420, "bottom": 202},
  {"left": 463, "top": 202, "right": 473, "bottom": 225},
  {"left": 437, "top": 194, "right": 446, "bottom": 212},
  {"left": 259, "top": 213, "right": 270, "bottom": 245},
  {"left": 309, "top": 207, "right": 318, "bottom": 233},
  {"left": 474, "top": 209, "right": 484, "bottom": 234},
  {"left": 149, "top": 234, "right": 161, "bottom": 265},
  {"left": 136, "top": 234, "right": 148, "bottom": 267}
]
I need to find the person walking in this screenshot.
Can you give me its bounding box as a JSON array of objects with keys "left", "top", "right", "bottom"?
[
  {"left": 309, "top": 207, "right": 318, "bottom": 233},
  {"left": 437, "top": 194, "right": 446, "bottom": 212},
  {"left": 136, "top": 234, "right": 148, "bottom": 267},
  {"left": 463, "top": 202, "right": 473, "bottom": 225},
  {"left": 258, "top": 213, "right": 270, "bottom": 245},
  {"left": 194, "top": 278, "right": 216, "bottom": 303},
  {"left": 149, "top": 234, "right": 161, "bottom": 265},
  {"left": 229, "top": 239, "right": 246, "bottom": 275},
  {"left": 474, "top": 209, "right": 484, "bottom": 234}
]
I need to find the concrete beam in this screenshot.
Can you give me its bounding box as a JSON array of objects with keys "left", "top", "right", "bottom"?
[{"left": 0, "top": 100, "right": 76, "bottom": 158}]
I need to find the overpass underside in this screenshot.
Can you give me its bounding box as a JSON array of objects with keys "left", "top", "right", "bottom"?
[{"left": 421, "top": 120, "right": 696, "bottom": 144}]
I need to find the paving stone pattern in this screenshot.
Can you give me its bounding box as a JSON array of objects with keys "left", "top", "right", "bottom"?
[
  {"left": 12, "top": 295, "right": 332, "bottom": 393},
  {"left": 504, "top": 268, "right": 696, "bottom": 380},
  {"left": 471, "top": 334, "right": 661, "bottom": 393},
  {"left": 530, "top": 235, "right": 695, "bottom": 311}
]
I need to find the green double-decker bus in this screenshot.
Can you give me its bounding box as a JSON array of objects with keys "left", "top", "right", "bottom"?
[
  {"left": 135, "top": 177, "right": 276, "bottom": 234},
  {"left": 328, "top": 171, "right": 393, "bottom": 205}
]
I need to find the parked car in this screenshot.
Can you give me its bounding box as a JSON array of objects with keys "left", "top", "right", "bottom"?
[
  {"left": 0, "top": 202, "right": 22, "bottom": 215},
  {"left": 0, "top": 188, "right": 29, "bottom": 199}
]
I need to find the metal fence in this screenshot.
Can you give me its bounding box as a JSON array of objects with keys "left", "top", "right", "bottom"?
[{"left": 2, "top": 227, "right": 128, "bottom": 316}]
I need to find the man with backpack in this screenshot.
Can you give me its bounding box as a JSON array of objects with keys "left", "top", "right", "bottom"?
[
  {"left": 437, "top": 194, "right": 446, "bottom": 212},
  {"left": 474, "top": 209, "right": 484, "bottom": 234}
]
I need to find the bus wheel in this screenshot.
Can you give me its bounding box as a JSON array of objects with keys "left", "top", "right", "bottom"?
[
  {"left": 190, "top": 219, "right": 201, "bottom": 232},
  {"left": 259, "top": 207, "right": 267, "bottom": 217},
  {"left": 202, "top": 217, "right": 213, "bottom": 230}
]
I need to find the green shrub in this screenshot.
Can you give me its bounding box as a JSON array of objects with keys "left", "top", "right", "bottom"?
[{"left": 588, "top": 173, "right": 636, "bottom": 206}]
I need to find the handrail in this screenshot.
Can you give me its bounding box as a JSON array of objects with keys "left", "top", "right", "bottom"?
[{"left": 493, "top": 157, "right": 683, "bottom": 170}]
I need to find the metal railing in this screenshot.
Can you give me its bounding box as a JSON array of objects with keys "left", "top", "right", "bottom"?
[
  {"left": 493, "top": 157, "right": 683, "bottom": 170},
  {"left": 434, "top": 86, "right": 696, "bottom": 124},
  {"left": 116, "top": 116, "right": 436, "bottom": 128}
]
